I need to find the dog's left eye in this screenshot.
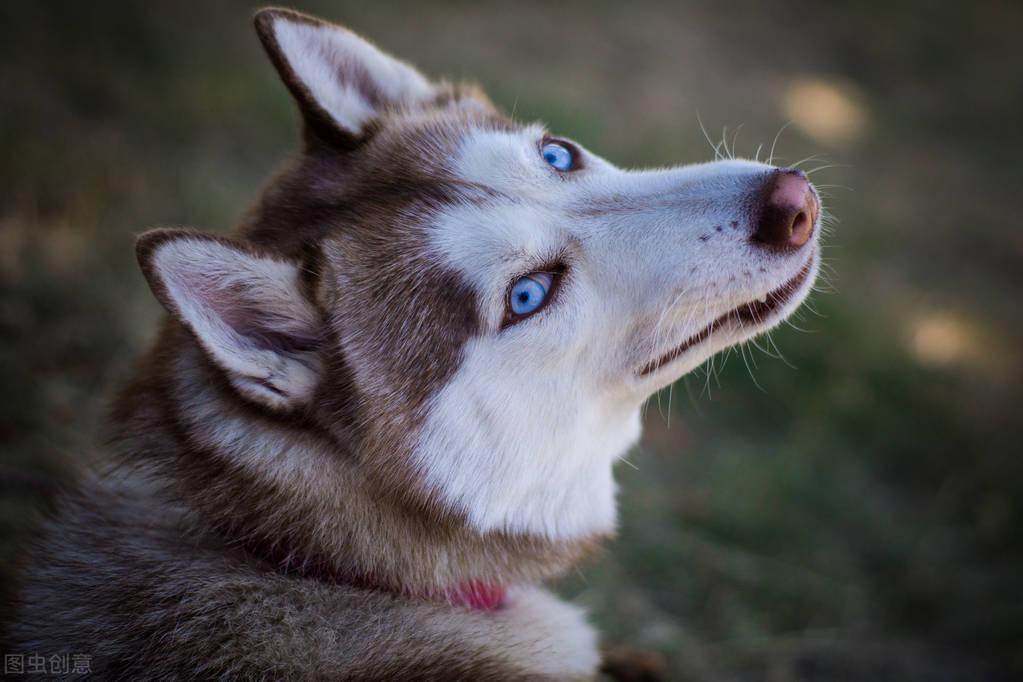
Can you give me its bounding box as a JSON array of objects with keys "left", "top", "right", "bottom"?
[
  {"left": 542, "top": 142, "right": 574, "bottom": 172},
  {"left": 508, "top": 272, "right": 554, "bottom": 319}
]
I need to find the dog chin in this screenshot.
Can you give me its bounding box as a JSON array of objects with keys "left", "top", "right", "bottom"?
[{"left": 634, "top": 250, "right": 818, "bottom": 388}]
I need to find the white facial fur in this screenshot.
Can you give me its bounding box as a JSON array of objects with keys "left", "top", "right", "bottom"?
[
  {"left": 416, "top": 127, "right": 820, "bottom": 539},
  {"left": 171, "top": 11, "right": 820, "bottom": 544}
]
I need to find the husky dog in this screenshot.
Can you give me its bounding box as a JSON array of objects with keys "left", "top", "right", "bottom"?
[{"left": 8, "top": 7, "right": 822, "bottom": 680}]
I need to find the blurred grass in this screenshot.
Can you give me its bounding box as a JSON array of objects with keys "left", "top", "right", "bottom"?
[{"left": 1, "top": 1, "right": 1021, "bottom": 679}]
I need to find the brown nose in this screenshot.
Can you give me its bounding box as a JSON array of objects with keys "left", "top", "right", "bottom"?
[{"left": 753, "top": 169, "right": 818, "bottom": 249}]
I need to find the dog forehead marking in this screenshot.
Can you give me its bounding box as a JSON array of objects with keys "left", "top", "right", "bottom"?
[{"left": 452, "top": 124, "right": 549, "bottom": 191}]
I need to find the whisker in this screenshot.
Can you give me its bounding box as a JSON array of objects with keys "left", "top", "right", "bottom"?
[
  {"left": 739, "top": 341, "right": 766, "bottom": 393},
  {"left": 785, "top": 316, "right": 817, "bottom": 333},
  {"left": 697, "top": 113, "right": 725, "bottom": 161},
  {"left": 666, "top": 381, "right": 674, "bottom": 428},
  {"left": 768, "top": 121, "right": 793, "bottom": 166},
  {"left": 805, "top": 163, "right": 849, "bottom": 176},
  {"left": 731, "top": 124, "right": 744, "bottom": 160},
  {"left": 683, "top": 375, "right": 704, "bottom": 415},
  {"left": 789, "top": 153, "right": 829, "bottom": 169},
  {"left": 766, "top": 332, "right": 797, "bottom": 369}
]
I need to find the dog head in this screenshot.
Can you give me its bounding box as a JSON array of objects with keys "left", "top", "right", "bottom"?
[{"left": 138, "top": 8, "right": 822, "bottom": 542}]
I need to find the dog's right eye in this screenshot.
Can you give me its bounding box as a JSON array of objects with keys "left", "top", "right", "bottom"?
[
  {"left": 542, "top": 141, "right": 575, "bottom": 172},
  {"left": 510, "top": 273, "right": 552, "bottom": 316},
  {"left": 503, "top": 271, "right": 560, "bottom": 328}
]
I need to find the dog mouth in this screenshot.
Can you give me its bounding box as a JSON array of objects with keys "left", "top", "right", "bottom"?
[{"left": 639, "top": 259, "right": 814, "bottom": 377}]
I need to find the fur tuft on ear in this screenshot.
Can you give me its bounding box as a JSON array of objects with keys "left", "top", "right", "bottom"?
[
  {"left": 137, "top": 229, "right": 323, "bottom": 411},
  {"left": 254, "top": 7, "right": 434, "bottom": 138}
]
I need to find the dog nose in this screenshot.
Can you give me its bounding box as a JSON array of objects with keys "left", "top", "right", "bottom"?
[{"left": 753, "top": 169, "right": 818, "bottom": 249}]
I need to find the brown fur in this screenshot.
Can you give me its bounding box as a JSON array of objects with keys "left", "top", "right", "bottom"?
[{"left": 6, "top": 8, "right": 611, "bottom": 680}]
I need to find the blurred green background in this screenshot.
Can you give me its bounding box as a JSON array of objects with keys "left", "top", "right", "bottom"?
[{"left": 1, "top": 1, "right": 1021, "bottom": 679}]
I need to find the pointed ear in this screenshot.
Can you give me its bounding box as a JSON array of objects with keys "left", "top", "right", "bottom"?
[
  {"left": 137, "top": 229, "right": 323, "bottom": 411},
  {"left": 254, "top": 7, "right": 435, "bottom": 139}
]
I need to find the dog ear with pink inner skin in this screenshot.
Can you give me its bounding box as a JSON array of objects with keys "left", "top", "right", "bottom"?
[
  {"left": 137, "top": 229, "right": 322, "bottom": 411},
  {"left": 254, "top": 7, "right": 436, "bottom": 140}
]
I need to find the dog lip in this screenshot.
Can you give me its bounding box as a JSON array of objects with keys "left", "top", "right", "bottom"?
[{"left": 638, "top": 258, "right": 814, "bottom": 377}]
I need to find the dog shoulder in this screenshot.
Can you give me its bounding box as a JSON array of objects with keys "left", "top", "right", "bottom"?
[{"left": 9, "top": 473, "right": 599, "bottom": 680}]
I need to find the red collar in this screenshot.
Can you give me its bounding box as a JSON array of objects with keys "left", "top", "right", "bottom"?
[
  {"left": 443, "top": 580, "right": 508, "bottom": 611},
  {"left": 242, "top": 536, "right": 506, "bottom": 612}
]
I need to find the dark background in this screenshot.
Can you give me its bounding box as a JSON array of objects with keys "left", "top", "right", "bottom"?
[{"left": 2, "top": 1, "right": 1021, "bottom": 679}]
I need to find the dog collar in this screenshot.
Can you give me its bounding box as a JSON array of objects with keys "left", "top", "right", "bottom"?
[
  {"left": 242, "top": 536, "right": 506, "bottom": 612},
  {"left": 443, "top": 581, "right": 507, "bottom": 611}
]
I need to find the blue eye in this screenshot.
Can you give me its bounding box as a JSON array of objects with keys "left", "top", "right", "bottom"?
[
  {"left": 509, "top": 272, "right": 554, "bottom": 317},
  {"left": 542, "top": 142, "right": 574, "bottom": 172}
]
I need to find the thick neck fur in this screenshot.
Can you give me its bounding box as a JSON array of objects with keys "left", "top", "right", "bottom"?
[{"left": 106, "top": 322, "right": 603, "bottom": 596}]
